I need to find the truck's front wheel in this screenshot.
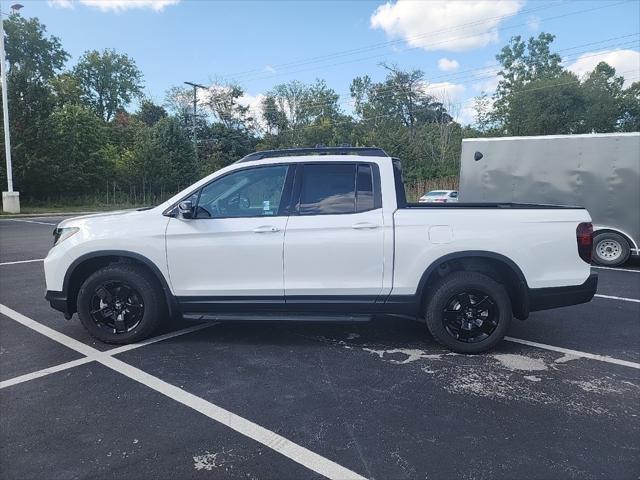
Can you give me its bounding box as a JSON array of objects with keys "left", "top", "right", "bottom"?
[
  {"left": 77, "top": 264, "right": 166, "bottom": 344},
  {"left": 424, "top": 272, "right": 512, "bottom": 354}
]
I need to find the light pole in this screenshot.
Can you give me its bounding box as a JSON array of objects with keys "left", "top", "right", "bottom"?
[
  {"left": 184, "top": 81, "right": 206, "bottom": 168},
  {"left": 0, "top": 2, "right": 22, "bottom": 213}
]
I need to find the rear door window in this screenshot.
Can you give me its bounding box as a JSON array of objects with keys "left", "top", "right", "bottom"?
[
  {"left": 298, "top": 164, "right": 356, "bottom": 215},
  {"left": 356, "top": 164, "right": 374, "bottom": 212}
]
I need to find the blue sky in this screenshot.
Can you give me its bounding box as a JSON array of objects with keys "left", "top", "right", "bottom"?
[{"left": 16, "top": 0, "right": 640, "bottom": 124}]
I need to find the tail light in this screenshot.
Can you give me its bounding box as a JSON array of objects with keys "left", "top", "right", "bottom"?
[{"left": 576, "top": 222, "right": 593, "bottom": 264}]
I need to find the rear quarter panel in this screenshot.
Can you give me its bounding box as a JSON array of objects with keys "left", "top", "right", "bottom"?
[{"left": 392, "top": 207, "right": 592, "bottom": 294}]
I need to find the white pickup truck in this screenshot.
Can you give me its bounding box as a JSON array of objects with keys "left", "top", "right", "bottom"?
[{"left": 44, "top": 147, "right": 597, "bottom": 353}]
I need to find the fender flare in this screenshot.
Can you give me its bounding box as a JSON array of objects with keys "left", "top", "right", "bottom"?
[
  {"left": 414, "top": 250, "right": 530, "bottom": 319},
  {"left": 63, "top": 250, "right": 179, "bottom": 318}
]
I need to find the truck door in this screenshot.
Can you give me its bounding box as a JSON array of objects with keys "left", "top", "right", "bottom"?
[
  {"left": 166, "top": 164, "right": 293, "bottom": 298},
  {"left": 283, "top": 162, "right": 385, "bottom": 300}
]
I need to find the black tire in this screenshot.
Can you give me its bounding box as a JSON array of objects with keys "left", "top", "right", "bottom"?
[
  {"left": 77, "top": 264, "right": 166, "bottom": 344},
  {"left": 424, "top": 271, "right": 512, "bottom": 354},
  {"left": 592, "top": 232, "right": 631, "bottom": 267}
]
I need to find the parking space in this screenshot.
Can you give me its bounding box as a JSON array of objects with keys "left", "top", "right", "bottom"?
[{"left": 1, "top": 216, "right": 639, "bottom": 479}]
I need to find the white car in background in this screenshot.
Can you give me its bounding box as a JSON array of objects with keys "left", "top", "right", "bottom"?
[{"left": 419, "top": 190, "right": 459, "bottom": 203}]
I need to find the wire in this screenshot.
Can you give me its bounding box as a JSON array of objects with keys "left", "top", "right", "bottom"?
[
  {"left": 211, "top": 69, "right": 638, "bottom": 141},
  {"left": 218, "top": 37, "right": 640, "bottom": 120},
  {"left": 221, "top": 1, "right": 568, "bottom": 80},
  {"left": 224, "top": 0, "right": 635, "bottom": 85}
]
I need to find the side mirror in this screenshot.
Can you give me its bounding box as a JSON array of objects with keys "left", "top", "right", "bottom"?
[
  {"left": 474, "top": 151, "right": 483, "bottom": 161},
  {"left": 178, "top": 200, "right": 194, "bottom": 219}
]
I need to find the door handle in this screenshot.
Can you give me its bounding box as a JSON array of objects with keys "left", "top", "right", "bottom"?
[
  {"left": 253, "top": 225, "right": 280, "bottom": 233},
  {"left": 351, "top": 222, "right": 379, "bottom": 230}
]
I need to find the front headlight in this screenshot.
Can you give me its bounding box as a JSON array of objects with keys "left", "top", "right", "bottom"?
[{"left": 53, "top": 227, "right": 79, "bottom": 246}]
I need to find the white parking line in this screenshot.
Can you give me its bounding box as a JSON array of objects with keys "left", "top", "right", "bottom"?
[
  {"left": 594, "top": 294, "right": 640, "bottom": 304},
  {"left": 0, "top": 322, "right": 216, "bottom": 391},
  {"left": 505, "top": 337, "right": 640, "bottom": 369},
  {"left": 0, "top": 304, "right": 366, "bottom": 480},
  {"left": 9, "top": 219, "right": 56, "bottom": 226},
  {"left": 0, "top": 357, "right": 93, "bottom": 389},
  {"left": 593, "top": 266, "right": 640, "bottom": 273},
  {"left": 0, "top": 258, "right": 45, "bottom": 266},
  {"left": 107, "top": 322, "right": 215, "bottom": 355}
]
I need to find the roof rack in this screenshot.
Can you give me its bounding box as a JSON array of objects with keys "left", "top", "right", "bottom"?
[{"left": 236, "top": 146, "right": 389, "bottom": 163}]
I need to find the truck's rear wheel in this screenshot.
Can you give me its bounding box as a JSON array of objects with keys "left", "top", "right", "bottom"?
[
  {"left": 77, "top": 264, "right": 166, "bottom": 344},
  {"left": 592, "top": 232, "right": 630, "bottom": 267},
  {"left": 424, "top": 272, "right": 512, "bottom": 354}
]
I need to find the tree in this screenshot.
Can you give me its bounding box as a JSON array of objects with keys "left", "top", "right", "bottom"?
[
  {"left": 491, "top": 33, "right": 580, "bottom": 135},
  {"left": 0, "top": 14, "right": 68, "bottom": 190},
  {"left": 132, "top": 117, "right": 198, "bottom": 199},
  {"left": 37, "top": 105, "right": 109, "bottom": 198},
  {"left": 135, "top": 99, "right": 167, "bottom": 126},
  {"left": 581, "top": 62, "right": 625, "bottom": 133},
  {"left": 502, "top": 73, "right": 586, "bottom": 135},
  {"left": 472, "top": 93, "right": 495, "bottom": 134},
  {"left": 204, "top": 84, "right": 251, "bottom": 130},
  {"left": 494, "top": 33, "right": 563, "bottom": 99},
  {"left": 51, "top": 73, "right": 83, "bottom": 107},
  {"left": 619, "top": 81, "right": 640, "bottom": 132},
  {"left": 261, "top": 95, "right": 287, "bottom": 135},
  {"left": 164, "top": 85, "right": 193, "bottom": 121},
  {"left": 73, "top": 49, "right": 143, "bottom": 121},
  {"left": 260, "top": 79, "right": 343, "bottom": 147}
]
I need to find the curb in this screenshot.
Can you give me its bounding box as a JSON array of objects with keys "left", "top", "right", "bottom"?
[{"left": 0, "top": 211, "right": 100, "bottom": 218}]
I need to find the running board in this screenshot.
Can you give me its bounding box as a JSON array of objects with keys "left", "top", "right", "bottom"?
[{"left": 182, "top": 313, "right": 373, "bottom": 322}]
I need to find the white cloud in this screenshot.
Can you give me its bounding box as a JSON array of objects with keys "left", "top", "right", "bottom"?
[
  {"left": 458, "top": 103, "right": 477, "bottom": 126},
  {"left": 197, "top": 85, "right": 267, "bottom": 131},
  {"left": 567, "top": 49, "right": 640, "bottom": 87},
  {"left": 461, "top": 94, "right": 496, "bottom": 126},
  {"left": 263, "top": 65, "right": 277, "bottom": 74},
  {"left": 238, "top": 93, "right": 269, "bottom": 133},
  {"left": 473, "top": 72, "right": 500, "bottom": 94},
  {"left": 370, "top": 0, "right": 523, "bottom": 52},
  {"left": 526, "top": 15, "right": 541, "bottom": 31},
  {"left": 48, "top": 0, "right": 73, "bottom": 8},
  {"left": 49, "top": 0, "right": 179, "bottom": 12},
  {"left": 423, "top": 81, "right": 466, "bottom": 101},
  {"left": 438, "top": 58, "right": 460, "bottom": 72}
]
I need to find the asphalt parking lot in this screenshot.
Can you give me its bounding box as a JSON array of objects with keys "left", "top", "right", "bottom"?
[{"left": 1, "top": 216, "right": 639, "bottom": 480}]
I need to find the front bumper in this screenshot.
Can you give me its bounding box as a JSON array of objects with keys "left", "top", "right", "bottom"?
[
  {"left": 45, "top": 290, "right": 72, "bottom": 319},
  {"left": 529, "top": 273, "right": 598, "bottom": 312}
]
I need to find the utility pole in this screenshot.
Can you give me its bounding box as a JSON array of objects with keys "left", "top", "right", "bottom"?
[
  {"left": 184, "top": 81, "right": 206, "bottom": 168},
  {"left": 0, "top": 2, "right": 23, "bottom": 213}
]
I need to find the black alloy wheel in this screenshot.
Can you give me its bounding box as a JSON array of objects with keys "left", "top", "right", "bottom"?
[
  {"left": 89, "top": 281, "right": 145, "bottom": 334},
  {"left": 77, "top": 264, "right": 166, "bottom": 344},
  {"left": 424, "top": 271, "right": 512, "bottom": 353},
  {"left": 442, "top": 290, "right": 499, "bottom": 343}
]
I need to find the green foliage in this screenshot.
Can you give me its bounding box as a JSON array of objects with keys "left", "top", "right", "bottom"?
[
  {"left": 1, "top": 16, "right": 638, "bottom": 208},
  {"left": 26, "top": 104, "right": 109, "bottom": 199},
  {"left": 135, "top": 99, "right": 168, "bottom": 126},
  {"left": 117, "top": 116, "right": 198, "bottom": 202},
  {"left": 581, "top": 62, "right": 625, "bottom": 133},
  {"left": 620, "top": 82, "right": 640, "bottom": 132},
  {"left": 73, "top": 49, "right": 143, "bottom": 121},
  {"left": 489, "top": 32, "right": 638, "bottom": 135},
  {"left": 0, "top": 15, "right": 68, "bottom": 192}
]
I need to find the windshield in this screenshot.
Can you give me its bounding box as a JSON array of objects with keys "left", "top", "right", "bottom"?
[{"left": 425, "top": 191, "right": 446, "bottom": 196}]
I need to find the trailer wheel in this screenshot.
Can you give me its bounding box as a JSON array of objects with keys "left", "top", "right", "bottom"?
[{"left": 592, "top": 232, "right": 631, "bottom": 267}]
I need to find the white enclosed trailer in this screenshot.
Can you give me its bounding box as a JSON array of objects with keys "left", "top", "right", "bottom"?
[{"left": 459, "top": 132, "right": 640, "bottom": 266}]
